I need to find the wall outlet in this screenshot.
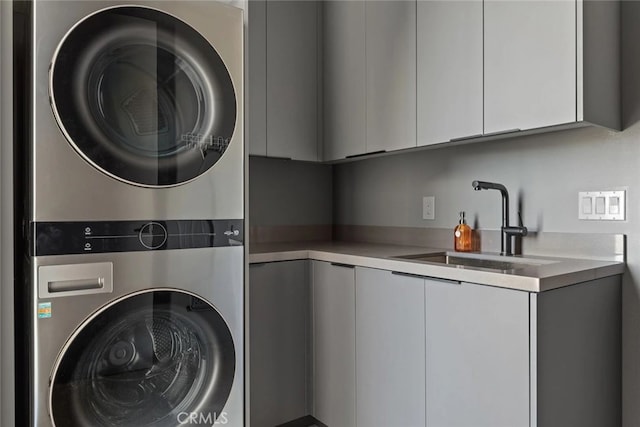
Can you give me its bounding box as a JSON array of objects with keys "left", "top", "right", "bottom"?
[{"left": 423, "top": 196, "right": 435, "bottom": 220}]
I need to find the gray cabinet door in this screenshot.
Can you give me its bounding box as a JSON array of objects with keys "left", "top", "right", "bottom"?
[
  {"left": 355, "top": 268, "right": 426, "bottom": 427},
  {"left": 249, "top": 261, "right": 310, "bottom": 427},
  {"left": 417, "top": 1, "right": 483, "bottom": 146},
  {"left": 247, "top": 0, "right": 267, "bottom": 156},
  {"left": 365, "top": 0, "right": 416, "bottom": 153},
  {"left": 266, "top": 0, "right": 319, "bottom": 161},
  {"left": 484, "top": 0, "right": 576, "bottom": 134},
  {"left": 311, "top": 261, "right": 356, "bottom": 427},
  {"left": 425, "top": 280, "right": 529, "bottom": 427},
  {"left": 323, "top": 0, "right": 366, "bottom": 161}
]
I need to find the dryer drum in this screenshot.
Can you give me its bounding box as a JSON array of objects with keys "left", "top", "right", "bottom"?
[
  {"left": 50, "top": 6, "right": 237, "bottom": 187},
  {"left": 49, "top": 290, "right": 236, "bottom": 426}
]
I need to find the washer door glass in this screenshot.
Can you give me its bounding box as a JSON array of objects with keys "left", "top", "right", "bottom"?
[
  {"left": 50, "top": 6, "right": 237, "bottom": 187},
  {"left": 50, "top": 290, "right": 236, "bottom": 426}
]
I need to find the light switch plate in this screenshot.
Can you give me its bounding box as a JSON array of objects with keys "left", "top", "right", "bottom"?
[
  {"left": 578, "top": 190, "right": 626, "bottom": 221},
  {"left": 423, "top": 196, "right": 435, "bottom": 220}
]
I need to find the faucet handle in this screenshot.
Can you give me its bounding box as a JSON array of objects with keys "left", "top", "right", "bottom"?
[{"left": 504, "top": 212, "right": 528, "bottom": 237}]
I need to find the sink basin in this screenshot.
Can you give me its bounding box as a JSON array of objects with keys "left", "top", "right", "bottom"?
[{"left": 393, "top": 252, "right": 556, "bottom": 272}]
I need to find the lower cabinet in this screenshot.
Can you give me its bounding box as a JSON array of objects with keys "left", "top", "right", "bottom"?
[
  {"left": 355, "top": 268, "right": 426, "bottom": 427},
  {"left": 425, "top": 279, "right": 530, "bottom": 427},
  {"left": 311, "top": 261, "right": 356, "bottom": 427},
  {"left": 249, "top": 261, "right": 310, "bottom": 427},
  {"left": 252, "top": 260, "right": 621, "bottom": 427}
]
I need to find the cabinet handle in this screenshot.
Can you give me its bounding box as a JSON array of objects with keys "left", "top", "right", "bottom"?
[
  {"left": 392, "top": 271, "right": 461, "bottom": 285},
  {"left": 482, "top": 128, "right": 521, "bottom": 137},
  {"left": 346, "top": 150, "right": 386, "bottom": 159},
  {"left": 449, "top": 133, "right": 483, "bottom": 142},
  {"left": 330, "top": 262, "right": 355, "bottom": 269},
  {"left": 248, "top": 154, "right": 292, "bottom": 161}
]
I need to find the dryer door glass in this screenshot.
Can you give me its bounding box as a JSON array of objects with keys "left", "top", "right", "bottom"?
[
  {"left": 50, "top": 290, "right": 236, "bottom": 426},
  {"left": 50, "top": 6, "right": 237, "bottom": 187}
]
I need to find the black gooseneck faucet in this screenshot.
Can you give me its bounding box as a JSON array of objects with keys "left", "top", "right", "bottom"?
[{"left": 472, "top": 180, "right": 528, "bottom": 256}]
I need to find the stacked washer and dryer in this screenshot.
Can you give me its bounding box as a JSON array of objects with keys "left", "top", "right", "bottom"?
[{"left": 21, "top": 1, "right": 244, "bottom": 426}]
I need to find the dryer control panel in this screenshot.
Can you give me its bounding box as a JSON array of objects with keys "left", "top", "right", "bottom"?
[{"left": 32, "top": 219, "right": 243, "bottom": 256}]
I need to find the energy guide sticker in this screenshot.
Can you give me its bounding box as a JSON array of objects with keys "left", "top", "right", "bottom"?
[{"left": 38, "top": 302, "right": 52, "bottom": 319}]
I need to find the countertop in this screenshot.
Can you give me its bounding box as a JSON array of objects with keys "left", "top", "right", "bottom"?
[{"left": 249, "top": 241, "right": 625, "bottom": 292}]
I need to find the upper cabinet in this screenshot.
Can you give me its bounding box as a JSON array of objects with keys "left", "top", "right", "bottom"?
[
  {"left": 248, "top": 0, "right": 320, "bottom": 161},
  {"left": 484, "top": 0, "right": 577, "bottom": 134},
  {"left": 417, "top": 1, "right": 483, "bottom": 145},
  {"left": 323, "top": 0, "right": 416, "bottom": 161},
  {"left": 250, "top": 0, "right": 620, "bottom": 162},
  {"left": 320, "top": 0, "right": 620, "bottom": 161},
  {"left": 365, "top": 1, "right": 417, "bottom": 154},
  {"left": 323, "top": 1, "right": 366, "bottom": 161},
  {"left": 484, "top": 0, "right": 620, "bottom": 134}
]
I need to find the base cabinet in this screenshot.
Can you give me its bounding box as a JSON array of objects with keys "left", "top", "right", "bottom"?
[
  {"left": 311, "top": 261, "right": 356, "bottom": 427},
  {"left": 251, "top": 260, "right": 621, "bottom": 427},
  {"left": 249, "top": 261, "right": 310, "bottom": 427},
  {"left": 426, "top": 280, "right": 530, "bottom": 427},
  {"left": 355, "top": 268, "right": 426, "bottom": 427}
]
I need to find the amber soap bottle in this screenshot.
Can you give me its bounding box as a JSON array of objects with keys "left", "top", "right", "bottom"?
[{"left": 454, "top": 211, "right": 472, "bottom": 252}]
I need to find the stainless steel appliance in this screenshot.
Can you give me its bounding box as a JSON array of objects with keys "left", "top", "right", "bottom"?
[
  {"left": 31, "top": 0, "right": 243, "bottom": 221},
  {"left": 19, "top": 1, "right": 245, "bottom": 426},
  {"left": 32, "top": 241, "right": 244, "bottom": 426}
]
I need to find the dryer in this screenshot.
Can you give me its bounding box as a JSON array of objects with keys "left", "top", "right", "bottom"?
[{"left": 30, "top": 0, "right": 243, "bottom": 221}]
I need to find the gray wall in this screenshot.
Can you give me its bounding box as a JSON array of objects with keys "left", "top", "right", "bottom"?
[
  {"left": 249, "top": 156, "right": 332, "bottom": 226},
  {"left": 334, "top": 125, "right": 635, "bottom": 233}
]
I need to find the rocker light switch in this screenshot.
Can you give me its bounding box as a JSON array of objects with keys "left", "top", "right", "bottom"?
[{"left": 578, "top": 191, "right": 626, "bottom": 221}]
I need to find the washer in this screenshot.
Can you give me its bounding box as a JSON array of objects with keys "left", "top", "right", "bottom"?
[
  {"left": 32, "top": 244, "right": 244, "bottom": 426},
  {"left": 21, "top": 1, "right": 245, "bottom": 426},
  {"left": 30, "top": 0, "right": 243, "bottom": 221}
]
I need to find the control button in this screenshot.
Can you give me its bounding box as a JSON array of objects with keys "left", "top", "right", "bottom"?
[{"left": 138, "top": 222, "right": 168, "bottom": 250}]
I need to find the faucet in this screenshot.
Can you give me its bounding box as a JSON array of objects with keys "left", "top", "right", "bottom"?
[{"left": 472, "top": 180, "right": 528, "bottom": 256}]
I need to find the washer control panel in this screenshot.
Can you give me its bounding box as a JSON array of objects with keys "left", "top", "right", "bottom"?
[{"left": 32, "top": 219, "right": 243, "bottom": 256}]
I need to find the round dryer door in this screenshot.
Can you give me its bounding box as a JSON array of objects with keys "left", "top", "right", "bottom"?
[
  {"left": 50, "top": 290, "right": 236, "bottom": 427},
  {"left": 50, "top": 6, "right": 237, "bottom": 187}
]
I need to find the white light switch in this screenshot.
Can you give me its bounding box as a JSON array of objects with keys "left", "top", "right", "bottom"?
[
  {"left": 578, "top": 190, "right": 626, "bottom": 221},
  {"left": 581, "top": 196, "right": 592, "bottom": 214},
  {"left": 609, "top": 197, "right": 620, "bottom": 214}
]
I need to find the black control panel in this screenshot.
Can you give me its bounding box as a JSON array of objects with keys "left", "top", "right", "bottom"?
[{"left": 32, "top": 219, "right": 244, "bottom": 256}]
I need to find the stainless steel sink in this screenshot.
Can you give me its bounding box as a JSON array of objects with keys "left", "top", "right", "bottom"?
[{"left": 393, "top": 252, "right": 556, "bottom": 272}]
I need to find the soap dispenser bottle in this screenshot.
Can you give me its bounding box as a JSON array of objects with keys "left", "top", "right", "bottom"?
[{"left": 454, "top": 211, "right": 472, "bottom": 252}]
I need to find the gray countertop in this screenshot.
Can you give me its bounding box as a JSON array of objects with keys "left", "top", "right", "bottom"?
[{"left": 249, "top": 241, "right": 625, "bottom": 292}]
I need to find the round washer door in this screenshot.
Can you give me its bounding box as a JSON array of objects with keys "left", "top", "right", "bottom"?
[
  {"left": 50, "top": 290, "right": 235, "bottom": 427},
  {"left": 50, "top": 6, "right": 237, "bottom": 187}
]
